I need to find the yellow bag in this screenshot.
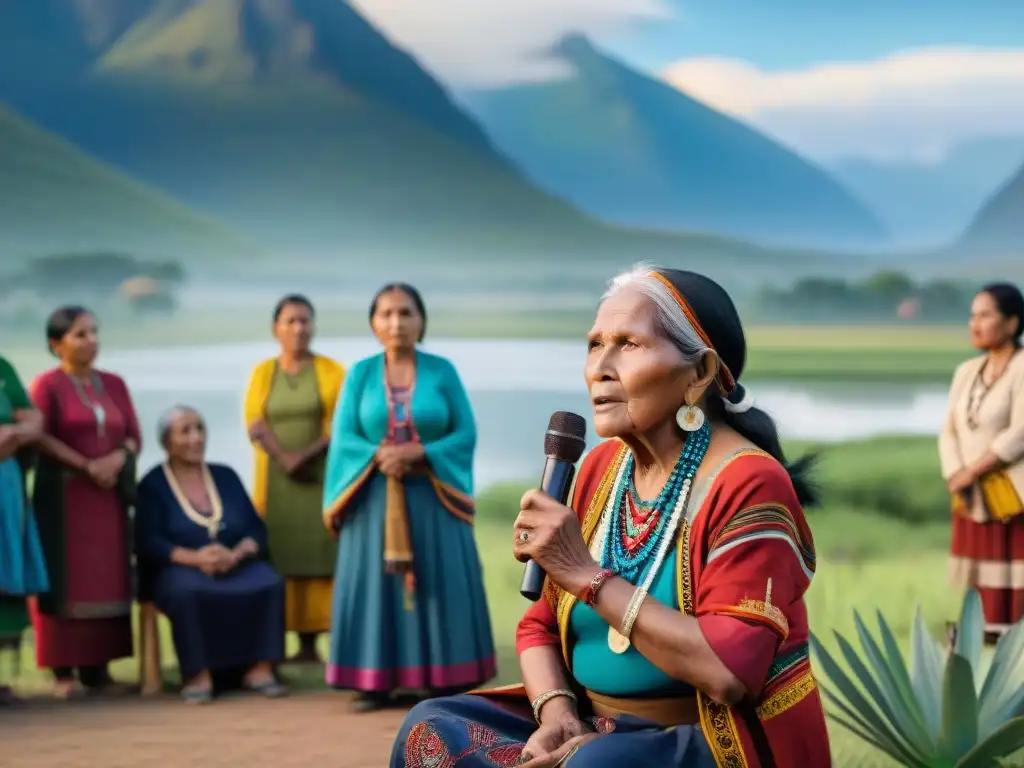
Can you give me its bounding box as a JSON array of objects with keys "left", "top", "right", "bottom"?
[
  {"left": 981, "top": 471, "right": 1024, "bottom": 523},
  {"left": 951, "top": 471, "right": 1024, "bottom": 522}
]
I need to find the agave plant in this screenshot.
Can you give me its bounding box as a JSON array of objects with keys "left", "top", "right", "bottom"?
[{"left": 810, "top": 589, "right": 1024, "bottom": 766}]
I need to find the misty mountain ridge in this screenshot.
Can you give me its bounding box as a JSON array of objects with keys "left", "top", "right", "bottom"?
[
  {"left": 0, "top": 4, "right": 943, "bottom": 280},
  {"left": 831, "top": 136, "right": 1024, "bottom": 249},
  {"left": 961, "top": 159, "right": 1024, "bottom": 253},
  {"left": 0, "top": 0, "right": 609, "bottom": 258},
  {"left": 462, "top": 34, "right": 886, "bottom": 250}
]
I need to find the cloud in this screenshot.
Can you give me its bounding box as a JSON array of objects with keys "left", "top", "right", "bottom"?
[
  {"left": 661, "top": 47, "right": 1024, "bottom": 163},
  {"left": 352, "top": 0, "right": 671, "bottom": 86}
]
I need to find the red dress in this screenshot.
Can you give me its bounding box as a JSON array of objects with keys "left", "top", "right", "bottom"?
[{"left": 28, "top": 368, "right": 141, "bottom": 669}]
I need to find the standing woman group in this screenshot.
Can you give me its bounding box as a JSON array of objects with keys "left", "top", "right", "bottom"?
[{"left": 1, "top": 285, "right": 497, "bottom": 708}]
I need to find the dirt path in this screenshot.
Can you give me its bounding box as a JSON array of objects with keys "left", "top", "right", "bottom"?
[{"left": 0, "top": 692, "right": 408, "bottom": 767}]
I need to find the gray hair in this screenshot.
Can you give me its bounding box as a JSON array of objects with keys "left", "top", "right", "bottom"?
[
  {"left": 601, "top": 262, "right": 711, "bottom": 366},
  {"left": 157, "top": 405, "right": 202, "bottom": 447}
]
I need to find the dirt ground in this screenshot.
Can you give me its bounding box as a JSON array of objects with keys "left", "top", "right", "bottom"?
[{"left": 0, "top": 692, "right": 408, "bottom": 767}]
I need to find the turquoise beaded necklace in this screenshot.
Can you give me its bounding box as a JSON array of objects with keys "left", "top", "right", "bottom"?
[{"left": 601, "top": 421, "right": 711, "bottom": 582}]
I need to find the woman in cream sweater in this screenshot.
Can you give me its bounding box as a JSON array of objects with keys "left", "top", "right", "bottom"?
[{"left": 940, "top": 282, "right": 1024, "bottom": 643}]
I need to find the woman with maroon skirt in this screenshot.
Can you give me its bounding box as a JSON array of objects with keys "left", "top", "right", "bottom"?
[
  {"left": 29, "top": 306, "right": 141, "bottom": 698},
  {"left": 941, "top": 283, "right": 1024, "bottom": 644}
]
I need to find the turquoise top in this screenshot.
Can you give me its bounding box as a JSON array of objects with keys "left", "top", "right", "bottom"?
[
  {"left": 322, "top": 350, "right": 476, "bottom": 511},
  {"left": 570, "top": 549, "right": 694, "bottom": 696}
]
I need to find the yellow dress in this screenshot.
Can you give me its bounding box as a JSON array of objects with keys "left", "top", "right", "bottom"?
[{"left": 244, "top": 355, "right": 345, "bottom": 633}]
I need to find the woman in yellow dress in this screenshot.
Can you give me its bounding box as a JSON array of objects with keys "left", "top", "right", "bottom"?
[{"left": 243, "top": 295, "right": 345, "bottom": 662}]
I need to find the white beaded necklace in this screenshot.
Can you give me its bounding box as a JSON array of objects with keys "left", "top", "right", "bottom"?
[{"left": 591, "top": 452, "right": 694, "bottom": 653}]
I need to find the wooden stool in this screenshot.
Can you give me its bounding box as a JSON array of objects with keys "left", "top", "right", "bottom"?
[{"left": 138, "top": 602, "right": 163, "bottom": 696}]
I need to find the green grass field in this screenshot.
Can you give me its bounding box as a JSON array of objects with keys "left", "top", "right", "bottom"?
[
  {"left": 2, "top": 318, "right": 970, "bottom": 385},
  {"left": 2, "top": 435, "right": 959, "bottom": 765}
]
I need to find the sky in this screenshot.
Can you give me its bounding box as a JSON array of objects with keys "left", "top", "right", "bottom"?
[{"left": 353, "top": 0, "right": 1024, "bottom": 166}]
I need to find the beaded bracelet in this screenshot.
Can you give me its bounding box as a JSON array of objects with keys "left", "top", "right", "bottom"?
[
  {"left": 619, "top": 586, "right": 649, "bottom": 640},
  {"left": 579, "top": 568, "right": 614, "bottom": 606},
  {"left": 530, "top": 688, "right": 578, "bottom": 724}
]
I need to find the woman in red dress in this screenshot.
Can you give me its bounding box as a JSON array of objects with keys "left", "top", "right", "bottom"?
[{"left": 29, "top": 306, "right": 141, "bottom": 699}]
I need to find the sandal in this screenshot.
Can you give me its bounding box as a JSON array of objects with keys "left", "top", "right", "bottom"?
[
  {"left": 53, "top": 679, "right": 84, "bottom": 701},
  {"left": 352, "top": 692, "right": 388, "bottom": 712},
  {"left": 244, "top": 677, "right": 288, "bottom": 699},
  {"left": 181, "top": 685, "right": 214, "bottom": 705}
]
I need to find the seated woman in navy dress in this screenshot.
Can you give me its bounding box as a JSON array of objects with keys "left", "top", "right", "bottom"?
[{"left": 135, "top": 405, "right": 288, "bottom": 704}]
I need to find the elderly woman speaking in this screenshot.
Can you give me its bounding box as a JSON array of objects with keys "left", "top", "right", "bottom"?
[
  {"left": 390, "top": 266, "right": 830, "bottom": 767},
  {"left": 135, "top": 406, "right": 287, "bottom": 703}
]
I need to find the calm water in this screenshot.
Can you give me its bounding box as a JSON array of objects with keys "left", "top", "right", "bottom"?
[{"left": 96, "top": 338, "right": 948, "bottom": 491}]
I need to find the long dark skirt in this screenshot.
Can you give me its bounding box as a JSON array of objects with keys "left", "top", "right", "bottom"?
[
  {"left": 154, "top": 561, "right": 285, "bottom": 681},
  {"left": 391, "top": 694, "right": 716, "bottom": 767}
]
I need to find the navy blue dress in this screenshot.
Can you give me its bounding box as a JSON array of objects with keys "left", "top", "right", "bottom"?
[{"left": 135, "top": 463, "right": 285, "bottom": 681}]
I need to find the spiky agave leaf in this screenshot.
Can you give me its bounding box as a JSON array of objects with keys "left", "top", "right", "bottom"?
[
  {"left": 940, "top": 653, "right": 979, "bottom": 761},
  {"left": 978, "top": 617, "right": 1024, "bottom": 738},
  {"left": 876, "top": 607, "right": 932, "bottom": 732},
  {"left": 833, "top": 632, "right": 934, "bottom": 763},
  {"left": 851, "top": 610, "right": 934, "bottom": 754},
  {"left": 810, "top": 632, "right": 930, "bottom": 767},
  {"left": 956, "top": 719, "right": 1024, "bottom": 767},
  {"left": 910, "top": 605, "right": 945, "bottom": 742},
  {"left": 955, "top": 589, "right": 985, "bottom": 690}
]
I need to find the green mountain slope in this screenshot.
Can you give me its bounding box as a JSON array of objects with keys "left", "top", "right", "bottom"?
[
  {"left": 0, "top": 103, "right": 251, "bottom": 263},
  {"left": 463, "top": 35, "right": 885, "bottom": 250}
]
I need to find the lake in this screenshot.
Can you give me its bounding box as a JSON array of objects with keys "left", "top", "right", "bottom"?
[{"left": 94, "top": 338, "right": 948, "bottom": 491}]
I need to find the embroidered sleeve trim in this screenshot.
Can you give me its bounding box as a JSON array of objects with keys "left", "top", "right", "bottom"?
[{"left": 707, "top": 503, "right": 816, "bottom": 582}]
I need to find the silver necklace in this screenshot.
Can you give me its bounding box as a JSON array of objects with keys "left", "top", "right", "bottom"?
[{"left": 66, "top": 372, "right": 106, "bottom": 439}]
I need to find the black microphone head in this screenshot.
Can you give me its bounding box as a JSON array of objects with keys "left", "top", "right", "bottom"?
[{"left": 544, "top": 411, "right": 587, "bottom": 462}]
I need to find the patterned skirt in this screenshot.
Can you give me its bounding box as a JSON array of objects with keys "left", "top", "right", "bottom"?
[{"left": 390, "top": 694, "right": 716, "bottom": 767}]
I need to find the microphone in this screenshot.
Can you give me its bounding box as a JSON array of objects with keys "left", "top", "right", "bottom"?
[{"left": 520, "top": 411, "right": 588, "bottom": 602}]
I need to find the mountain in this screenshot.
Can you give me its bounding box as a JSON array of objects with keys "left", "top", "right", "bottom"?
[
  {"left": 461, "top": 35, "right": 885, "bottom": 250},
  {"left": 0, "top": 0, "right": 172, "bottom": 77},
  {"left": 0, "top": 103, "right": 250, "bottom": 264},
  {"left": 0, "top": 0, "right": 602, "bottom": 258},
  {"left": 961, "top": 161, "right": 1024, "bottom": 254},
  {"left": 830, "top": 137, "right": 1024, "bottom": 249},
  {"left": 0, "top": 2, "right": 850, "bottom": 286},
  {"left": 97, "top": 0, "right": 495, "bottom": 152}
]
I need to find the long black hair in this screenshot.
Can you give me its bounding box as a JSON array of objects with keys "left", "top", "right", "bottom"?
[
  {"left": 980, "top": 282, "right": 1023, "bottom": 347},
  {"left": 625, "top": 268, "right": 818, "bottom": 506}
]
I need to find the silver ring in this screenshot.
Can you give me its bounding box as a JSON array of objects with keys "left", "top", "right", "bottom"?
[{"left": 518, "top": 530, "right": 530, "bottom": 543}]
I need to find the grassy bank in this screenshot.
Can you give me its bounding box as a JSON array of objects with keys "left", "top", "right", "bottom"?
[
  {"left": 2, "top": 319, "right": 969, "bottom": 383},
  {"left": 3, "top": 435, "right": 952, "bottom": 765}
]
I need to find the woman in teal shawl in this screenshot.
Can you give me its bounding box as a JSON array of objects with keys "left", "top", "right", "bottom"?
[
  {"left": 323, "top": 283, "right": 496, "bottom": 712},
  {"left": 0, "top": 355, "right": 49, "bottom": 705}
]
